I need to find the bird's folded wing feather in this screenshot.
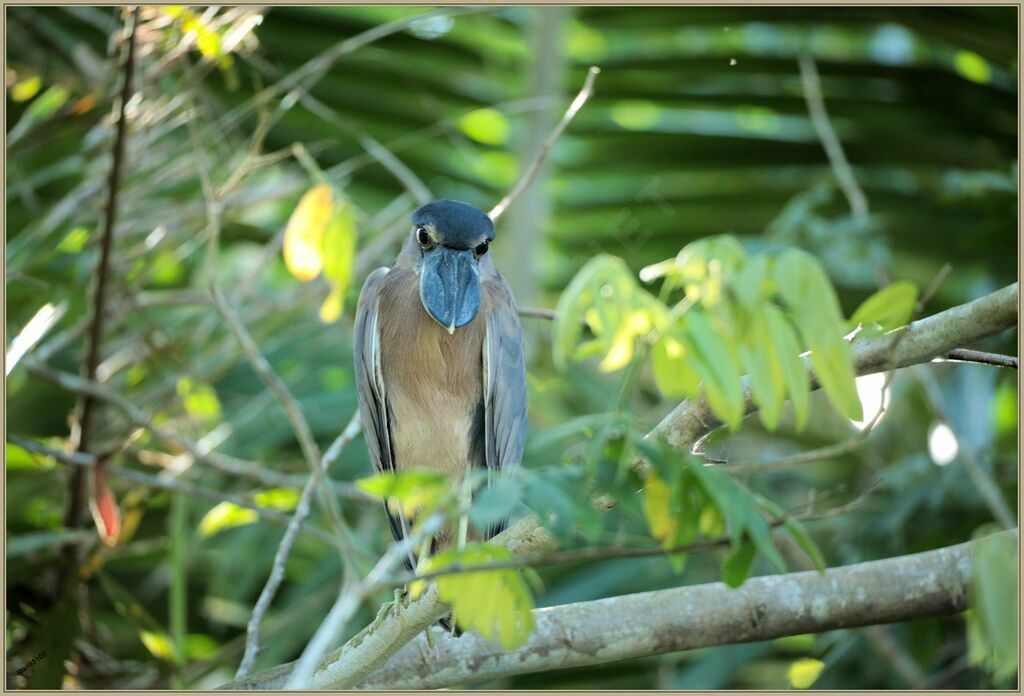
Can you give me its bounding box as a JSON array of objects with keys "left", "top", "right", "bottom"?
[
  {"left": 354, "top": 267, "right": 416, "bottom": 566},
  {"left": 482, "top": 277, "right": 529, "bottom": 536}
]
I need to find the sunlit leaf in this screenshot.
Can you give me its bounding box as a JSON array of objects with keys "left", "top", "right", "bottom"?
[
  {"left": 57, "top": 226, "right": 89, "bottom": 253},
  {"left": 322, "top": 202, "right": 357, "bottom": 290},
  {"left": 788, "top": 657, "right": 825, "bottom": 688},
  {"left": 252, "top": 488, "right": 301, "bottom": 511},
  {"left": 458, "top": 107, "right": 510, "bottom": 146},
  {"left": 283, "top": 184, "right": 333, "bottom": 282},
  {"left": 412, "top": 544, "right": 536, "bottom": 649},
  {"left": 176, "top": 378, "right": 222, "bottom": 425},
  {"left": 319, "top": 285, "right": 344, "bottom": 324},
  {"left": 848, "top": 280, "right": 918, "bottom": 334},
  {"left": 198, "top": 502, "right": 258, "bottom": 537},
  {"left": 651, "top": 331, "right": 700, "bottom": 398},
  {"left": 10, "top": 75, "right": 41, "bottom": 102},
  {"left": 139, "top": 630, "right": 176, "bottom": 662},
  {"left": 356, "top": 469, "right": 451, "bottom": 520}
]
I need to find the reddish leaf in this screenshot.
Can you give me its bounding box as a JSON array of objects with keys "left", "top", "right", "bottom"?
[{"left": 90, "top": 460, "right": 121, "bottom": 547}]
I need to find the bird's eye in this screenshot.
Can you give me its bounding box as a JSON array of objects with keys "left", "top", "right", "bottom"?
[
  {"left": 416, "top": 227, "right": 432, "bottom": 248},
  {"left": 475, "top": 240, "right": 490, "bottom": 257}
]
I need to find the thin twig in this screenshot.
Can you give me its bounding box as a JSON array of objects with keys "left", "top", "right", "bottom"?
[
  {"left": 10, "top": 436, "right": 336, "bottom": 545},
  {"left": 941, "top": 349, "right": 1018, "bottom": 369},
  {"left": 187, "top": 113, "right": 354, "bottom": 549},
  {"left": 25, "top": 360, "right": 369, "bottom": 503},
  {"left": 282, "top": 513, "right": 446, "bottom": 690},
  {"left": 65, "top": 6, "right": 139, "bottom": 540},
  {"left": 913, "top": 367, "right": 1016, "bottom": 530},
  {"left": 488, "top": 66, "right": 600, "bottom": 222},
  {"left": 235, "top": 413, "right": 362, "bottom": 679},
  {"left": 518, "top": 307, "right": 558, "bottom": 321},
  {"left": 376, "top": 492, "right": 869, "bottom": 589},
  {"left": 798, "top": 54, "right": 868, "bottom": 223}
]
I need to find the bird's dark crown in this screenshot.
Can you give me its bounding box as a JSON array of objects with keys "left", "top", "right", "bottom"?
[{"left": 412, "top": 199, "right": 495, "bottom": 250}]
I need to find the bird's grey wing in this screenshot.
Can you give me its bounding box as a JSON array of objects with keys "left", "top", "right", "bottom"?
[
  {"left": 481, "top": 276, "right": 528, "bottom": 538},
  {"left": 354, "top": 267, "right": 416, "bottom": 567}
]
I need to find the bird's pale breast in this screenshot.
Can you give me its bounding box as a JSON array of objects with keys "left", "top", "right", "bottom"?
[{"left": 376, "top": 268, "right": 487, "bottom": 478}]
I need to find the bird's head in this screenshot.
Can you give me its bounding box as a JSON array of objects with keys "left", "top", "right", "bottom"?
[{"left": 411, "top": 199, "right": 495, "bottom": 334}]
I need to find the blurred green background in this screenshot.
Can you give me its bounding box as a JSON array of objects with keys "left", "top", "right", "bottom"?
[{"left": 5, "top": 5, "right": 1017, "bottom": 689}]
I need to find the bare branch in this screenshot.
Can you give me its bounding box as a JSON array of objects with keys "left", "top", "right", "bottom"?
[
  {"left": 941, "top": 348, "right": 1018, "bottom": 369},
  {"left": 488, "top": 66, "right": 600, "bottom": 222},
  {"left": 798, "top": 54, "right": 868, "bottom": 223},
  {"left": 65, "top": 6, "right": 139, "bottom": 539},
  {"left": 235, "top": 413, "right": 362, "bottom": 679}
]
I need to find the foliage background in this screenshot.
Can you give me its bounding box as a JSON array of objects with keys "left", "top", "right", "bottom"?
[{"left": 5, "top": 5, "right": 1018, "bottom": 690}]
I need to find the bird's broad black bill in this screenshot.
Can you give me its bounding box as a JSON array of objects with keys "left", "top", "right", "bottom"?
[{"left": 419, "top": 246, "right": 481, "bottom": 333}]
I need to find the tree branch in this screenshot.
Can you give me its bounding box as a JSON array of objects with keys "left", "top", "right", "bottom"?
[
  {"left": 942, "top": 348, "right": 1018, "bottom": 369},
  {"left": 233, "top": 529, "right": 1015, "bottom": 689},
  {"left": 65, "top": 5, "right": 139, "bottom": 540}
]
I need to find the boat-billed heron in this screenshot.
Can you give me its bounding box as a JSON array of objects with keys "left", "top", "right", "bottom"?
[{"left": 354, "top": 199, "right": 527, "bottom": 570}]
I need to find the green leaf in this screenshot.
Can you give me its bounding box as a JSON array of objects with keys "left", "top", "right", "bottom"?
[
  {"left": 740, "top": 310, "right": 786, "bottom": 431},
  {"left": 412, "top": 544, "right": 536, "bottom": 649},
  {"left": 198, "top": 502, "right": 258, "bottom": 537},
  {"left": 775, "top": 250, "right": 861, "bottom": 420},
  {"left": 684, "top": 310, "right": 745, "bottom": 428},
  {"left": 469, "top": 478, "right": 521, "bottom": 532},
  {"left": 252, "top": 488, "right": 301, "bottom": 511},
  {"left": 651, "top": 331, "right": 701, "bottom": 398},
  {"left": 321, "top": 202, "right": 357, "bottom": 291},
  {"left": 848, "top": 280, "right": 918, "bottom": 334},
  {"left": 355, "top": 469, "right": 451, "bottom": 521},
  {"left": 783, "top": 517, "right": 826, "bottom": 572},
  {"left": 176, "top": 378, "right": 222, "bottom": 425},
  {"left": 967, "top": 528, "right": 1018, "bottom": 681},
  {"left": 722, "top": 540, "right": 756, "bottom": 587},
  {"left": 763, "top": 304, "right": 810, "bottom": 430},
  {"left": 553, "top": 254, "right": 661, "bottom": 374},
  {"left": 458, "top": 107, "right": 511, "bottom": 146},
  {"left": 688, "top": 462, "right": 785, "bottom": 574},
  {"left": 6, "top": 529, "right": 95, "bottom": 558}
]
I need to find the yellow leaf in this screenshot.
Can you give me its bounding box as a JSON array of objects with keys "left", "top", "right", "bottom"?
[
  {"left": 319, "top": 285, "right": 344, "bottom": 323},
  {"left": 283, "top": 184, "right": 334, "bottom": 282},
  {"left": 11, "top": 75, "right": 41, "bottom": 102},
  {"left": 198, "top": 502, "right": 258, "bottom": 538},
  {"left": 642, "top": 471, "right": 674, "bottom": 544},
  {"left": 140, "top": 630, "right": 176, "bottom": 662},
  {"left": 788, "top": 658, "right": 825, "bottom": 689}
]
